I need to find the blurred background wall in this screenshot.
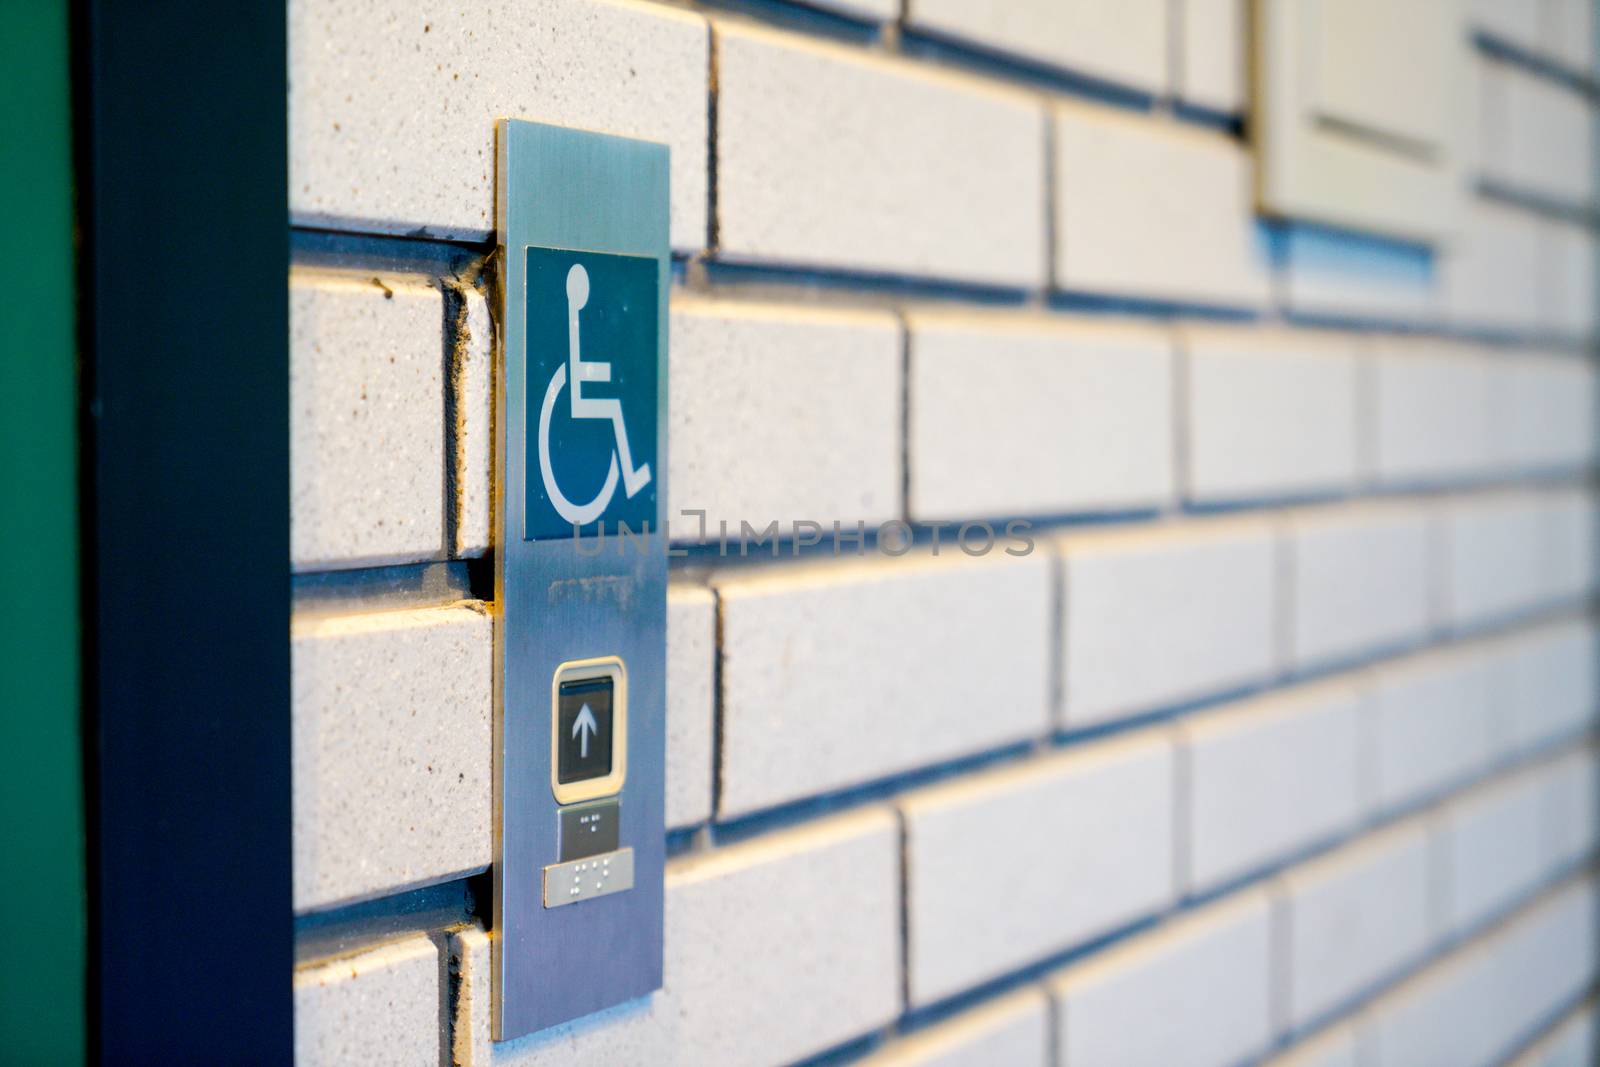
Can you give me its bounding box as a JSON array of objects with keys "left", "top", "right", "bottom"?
[{"left": 286, "top": 1, "right": 1600, "bottom": 1064}]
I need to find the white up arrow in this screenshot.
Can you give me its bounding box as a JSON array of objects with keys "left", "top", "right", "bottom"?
[{"left": 572, "top": 703, "right": 599, "bottom": 758}]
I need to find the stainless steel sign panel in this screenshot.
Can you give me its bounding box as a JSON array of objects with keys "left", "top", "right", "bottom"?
[{"left": 493, "top": 119, "right": 668, "bottom": 1040}]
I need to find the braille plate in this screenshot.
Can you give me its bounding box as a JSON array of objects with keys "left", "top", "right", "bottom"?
[{"left": 544, "top": 847, "right": 635, "bottom": 908}]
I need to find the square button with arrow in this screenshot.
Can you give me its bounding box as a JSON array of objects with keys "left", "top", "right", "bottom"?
[{"left": 556, "top": 676, "right": 615, "bottom": 785}]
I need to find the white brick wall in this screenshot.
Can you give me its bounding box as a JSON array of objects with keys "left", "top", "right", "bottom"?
[
  {"left": 289, "top": 0, "right": 710, "bottom": 248},
  {"left": 858, "top": 989, "right": 1049, "bottom": 1067},
  {"left": 1282, "top": 503, "right": 1432, "bottom": 669},
  {"left": 1272, "top": 821, "right": 1434, "bottom": 1030},
  {"left": 292, "top": 604, "right": 492, "bottom": 912},
  {"left": 290, "top": 271, "right": 447, "bottom": 571},
  {"left": 1369, "top": 340, "right": 1495, "bottom": 487},
  {"left": 1049, "top": 890, "right": 1274, "bottom": 1067},
  {"left": 1181, "top": 328, "right": 1361, "bottom": 502},
  {"left": 1053, "top": 104, "right": 1270, "bottom": 306},
  {"left": 285, "top": 5, "right": 1600, "bottom": 1063},
  {"left": 714, "top": 552, "right": 1052, "bottom": 818},
  {"left": 905, "top": 0, "right": 1168, "bottom": 93},
  {"left": 1060, "top": 518, "right": 1277, "bottom": 726},
  {"left": 294, "top": 936, "right": 439, "bottom": 1066},
  {"left": 453, "top": 808, "right": 900, "bottom": 1066},
  {"left": 900, "top": 732, "right": 1176, "bottom": 1006},
  {"left": 1179, "top": 680, "right": 1367, "bottom": 893},
  {"left": 1366, "top": 645, "right": 1498, "bottom": 814},
  {"left": 907, "top": 311, "right": 1174, "bottom": 520},
  {"left": 669, "top": 300, "right": 901, "bottom": 536},
  {"left": 715, "top": 22, "right": 1045, "bottom": 287}
]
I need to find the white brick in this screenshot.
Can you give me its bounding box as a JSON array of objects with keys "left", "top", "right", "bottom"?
[
  {"left": 906, "top": 0, "right": 1167, "bottom": 93},
  {"left": 1263, "top": 1025, "right": 1361, "bottom": 1067},
  {"left": 289, "top": 0, "right": 709, "bottom": 250},
  {"left": 859, "top": 989, "right": 1049, "bottom": 1067},
  {"left": 452, "top": 284, "right": 493, "bottom": 558},
  {"left": 716, "top": 23, "right": 1045, "bottom": 287},
  {"left": 900, "top": 733, "right": 1176, "bottom": 1007},
  {"left": 1509, "top": 999, "right": 1598, "bottom": 1067},
  {"left": 1542, "top": 0, "right": 1594, "bottom": 72},
  {"left": 1434, "top": 769, "right": 1550, "bottom": 934},
  {"left": 1370, "top": 341, "right": 1495, "bottom": 486},
  {"left": 1540, "top": 487, "right": 1599, "bottom": 604},
  {"left": 294, "top": 936, "right": 439, "bottom": 1066},
  {"left": 1438, "top": 492, "right": 1548, "bottom": 628},
  {"left": 1362, "top": 877, "right": 1598, "bottom": 1067},
  {"left": 1182, "top": 328, "right": 1361, "bottom": 501},
  {"left": 1284, "top": 503, "right": 1432, "bottom": 670},
  {"left": 292, "top": 604, "right": 492, "bottom": 912},
  {"left": 1484, "top": 66, "right": 1593, "bottom": 205},
  {"left": 1543, "top": 222, "right": 1597, "bottom": 339},
  {"left": 669, "top": 301, "right": 901, "bottom": 537},
  {"left": 1541, "top": 747, "right": 1600, "bottom": 874},
  {"left": 906, "top": 312, "right": 1174, "bottom": 521},
  {"left": 1273, "top": 822, "right": 1434, "bottom": 1031},
  {"left": 290, "top": 271, "right": 445, "bottom": 571},
  {"left": 1500, "top": 618, "right": 1599, "bottom": 754},
  {"left": 1498, "top": 354, "right": 1598, "bottom": 473},
  {"left": 715, "top": 552, "right": 1051, "bottom": 818},
  {"left": 1472, "top": 0, "right": 1542, "bottom": 48},
  {"left": 1180, "top": 680, "right": 1367, "bottom": 893},
  {"left": 453, "top": 808, "right": 900, "bottom": 1066},
  {"left": 1439, "top": 199, "right": 1545, "bottom": 333},
  {"left": 1178, "top": 0, "right": 1246, "bottom": 112},
  {"left": 1061, "top": 518, "right": 1277, "bottom": 726},
  {"left": 1050, "top": 890, "right": 1273, "bottom": 1067},
  {"left": 1054, "top": 104, "right": 1270, "bottom": 307},
  {"left": 666, "top": 585, "right": 715, "bottom": 829},
  {"left": 1367, "top": 646, "right": 1498, "bottom": 814}
]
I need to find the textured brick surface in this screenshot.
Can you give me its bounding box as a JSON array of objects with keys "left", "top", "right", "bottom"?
[
  {"left": 858, "top": 989, "right": 1049, "bottom": 1067},
  {"left": 716, "top": 22, "right": 1045, "bottom": 287},
  {"left": 1498, "top": 354, "right": 1597, "bottom": 474},
  {"left": 292, "top": 604, "right": 492, "bottom": 912},
  {"left": 1283, "top": 503, "right": 1432, "bottom": 669},
  {"left": 1050, "top": 890, "right": 1274, "bottom": 1067},
  {"left": 453, "top": 808, "right": 900, "bottom": 1066},
  {"left": 1483, "top": 63, "right": 1593, "bottom": 205},
  {"left": 906, "top": 0, "right": 1168, "bottom": 92},
  {"left": 289, "top": 0, "right": 710, "bottom": 248},
  {"left": 1179, "top": 680, "right": 1367, "bottom": 893},
  {"left": 1500, "top": 618, "right": 1599, "bottom": 754},
  {"left": 294, "top": 936, "right": 439, "bottom": 1066},
  {"left": 669, "top": 300, "right": 901, "bottom": 537},
  {"left": 1181, "top": 328, "right": 1361, "bottom": 502},
  {"left": 1060, "top": 518, "right": 1277, "bottom": 726},
  {"left": 1272, "top": 821, "right": 1434, "bottom": 1030},
  {"left": 900, "top": 733, "right": 1176, "bottom": 1006},
  {"left": 1178, "top": 0, "right": 1246, "bottom": 112},
  {"left": 1439, "top": 199, "right": 1546, "bottom": 333},
  {"left": 1438, "top": 492, "right": 1549, "bottom": 629},
  {"left": 714, "top": 552, "right": 1051, "bottom": 818},
  {"left": 452, "top": 283, "right": 493, "bottom": 558},
  {"left": 290, "top": 271, "right": 446, "bottom": 571},
  {"left": 907, "top": 311, "right": 1174, "bottom": 521},
  {"left": 1433, "top": 767, "right": 1553, "bottom": 934},
  {"left": 1054, "top": 103, "right": 1270, "bottom": 306},
  {"left": 1367, "top": 646, "right": 1498, "bottom": 814},
  {"left": 1370, "top": 341, "right": 1495, "bottom": 486}
]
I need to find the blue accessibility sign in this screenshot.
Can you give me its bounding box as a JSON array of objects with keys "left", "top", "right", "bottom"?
[{"left": 524, "top": 247, "right": 659, "bottom": 540}]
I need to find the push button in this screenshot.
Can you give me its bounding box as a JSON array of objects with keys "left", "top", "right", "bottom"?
[
  {"left": 557, "top": 677, "right": 614, "bottom": 784},
  {"left": 548, "top": 656, "right": 628, "bottom": 805}
]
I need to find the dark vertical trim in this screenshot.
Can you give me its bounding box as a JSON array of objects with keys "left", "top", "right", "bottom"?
[
  {"left": 0, "top": 2, "right": 86, "bottom": 1062},
  {"left": 79, "top": 2, "right": 291, "bottom": 1062}
]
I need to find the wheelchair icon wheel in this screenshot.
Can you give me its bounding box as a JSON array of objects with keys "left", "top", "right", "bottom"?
[{"left": 537, "top": 360, "right": 621, "bottom": 527}]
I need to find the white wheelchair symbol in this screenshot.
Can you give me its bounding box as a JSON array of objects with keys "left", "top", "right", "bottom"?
[{"left": 537, "top": 263, "right": 653, "bottom": 526}]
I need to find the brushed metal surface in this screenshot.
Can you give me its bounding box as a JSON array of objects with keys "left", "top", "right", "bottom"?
[{"left": 493, "top": 119, "right": 668, "bottom": 1040}]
